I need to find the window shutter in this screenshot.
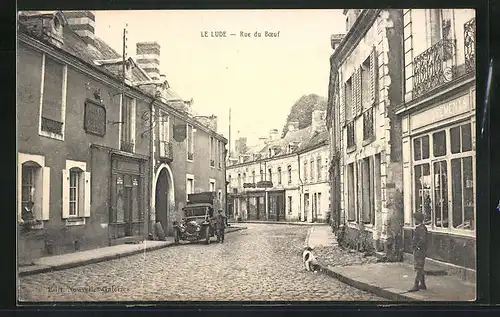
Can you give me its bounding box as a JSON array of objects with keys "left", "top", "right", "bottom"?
[
  {"left": 355, "top": 68, "right": 362, "bottom": 116},
  {"left": 340, "top": 84, "right": 346, "bottom": 126},
  {"left": 362, "top": 161, "right": 370, "bottom": 223},
  {"left": 62, "top": 169, "right": 69, "bottom": 219},
  {"left": 351, "top": 71, "right": 358, "bottom": 118},
  {"left": 370, "top": 46, "right": 378, "bottom": 106},
  {"left": 83, "top": 172, "right": 91, "bottom": 218},
  {"left": 42, "top": 167, "right": 51, "bottom": 221}
]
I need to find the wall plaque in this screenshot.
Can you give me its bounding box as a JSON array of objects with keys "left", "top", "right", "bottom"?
[{"left": 84, "top": 100, "right": 106, "bottom": 137}]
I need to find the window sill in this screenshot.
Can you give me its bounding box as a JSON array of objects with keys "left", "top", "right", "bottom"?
[
  {"left": 346, "top": 146, "right": 356, "bottom": 154},
  {"left": 19, "top": 220, "right": 44, "bottom": 230},
  {"left": 39, "top": 130, "right": 64, "bottom": 141},
  {"left": 362, "top": 135, "right": 376, "bottom": 146},
  {"left": 187, "top": 159, "right": 194, "bottom": 163},
  {"left": 65, "top": 217, "right": 86, "bottom": 226},
  {"left": 403, "top": 225, "right": 475, "bottom": 238}
]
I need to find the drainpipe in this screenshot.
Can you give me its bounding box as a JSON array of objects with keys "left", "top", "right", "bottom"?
[
  {"left": 297, "top": 153, "right": 304, "bottom": 222},
  {"left": 147, "top": 93, "right": 159, "bottom": 239}
]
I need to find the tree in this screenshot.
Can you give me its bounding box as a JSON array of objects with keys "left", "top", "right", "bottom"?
[{"left": 281, "top": 94, "right": 327, "bottom": 138}]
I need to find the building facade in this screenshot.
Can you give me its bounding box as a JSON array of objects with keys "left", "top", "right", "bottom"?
[
  {"left": 396, "top": 9, "right": 476, "bottom": 273},
  {"left": 326, "top": 9, "right": 405, "bottom": 255},
  {"left": 227, "top": 110, "right": 330, "bottom": 223},
  {"left": 17, "top": 11, "right": 226, "bottom": 263}
]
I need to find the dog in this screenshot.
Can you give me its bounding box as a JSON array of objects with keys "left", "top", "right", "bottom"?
[{"left": 302, "top": 246, "right": 320, "bottom": 273}]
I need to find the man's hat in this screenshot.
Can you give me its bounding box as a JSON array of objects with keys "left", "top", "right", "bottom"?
[{"left": 413, "top": 212, "right": 424, "bottom": 222}]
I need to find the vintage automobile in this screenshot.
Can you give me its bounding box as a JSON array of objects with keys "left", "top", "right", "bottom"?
[{"left": 173, "top": 203, "right": 216, "bottom": 245}]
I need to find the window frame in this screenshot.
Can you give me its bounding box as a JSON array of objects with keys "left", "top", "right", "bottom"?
[
  {"left": 38, "top": 54, "right": 68, "bottom": 141},
  {"left": 410, "top": 120, "right": 475, "bottom": 236},
  {"left": 120, "top": 95, "right": 137, "bottom": 153},
  {"left": 187, "top": 124, "right": 194, "bottom": 162},
  {"left": 287, "top": 165, "right": 292, "bottom": 184},
  {"left": 186, "top": 174, "right": 195, "bottom": 201}
]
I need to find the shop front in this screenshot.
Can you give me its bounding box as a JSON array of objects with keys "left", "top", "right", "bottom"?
[
  {"left": 399, "top": 83, "right": 476, "bottom": 270},
  {"left": 267, "top": 190, "right": 285, "bottom": 221},
  {"left": 246, "top": 190, "right": 266, "bottom": 220}
]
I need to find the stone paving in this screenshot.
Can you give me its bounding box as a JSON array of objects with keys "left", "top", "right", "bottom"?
[{"left": 18, "top": 224, "right": 383, "bottom": 302}]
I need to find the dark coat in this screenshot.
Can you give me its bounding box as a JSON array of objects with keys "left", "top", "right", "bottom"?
[
  {"left": 412, "top": 223, "right": 428, "bottom": 270},
  {"left": 215, "top": 214, "right": 226, "bottom": 230}
]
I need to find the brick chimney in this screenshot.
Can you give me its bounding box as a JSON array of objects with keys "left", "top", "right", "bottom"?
[
  {"left": 331, "top": 34, "right": 345, "bottom": 51},
  {"left": 311, "top": 109, "right": 326, "bottom": 132},
  {"left": 64, "top": 11, "right": 95, "bottom": 45},
  {"left": 136, "top": 41, "right": 161, "bottom": 80}
]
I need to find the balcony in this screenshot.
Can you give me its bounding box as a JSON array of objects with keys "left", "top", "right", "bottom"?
[
  {"left": 346, "top": 121, "right": 355, "bottom": 149},
  {"left": 158, "top": 141, "right": 173, "bottom": 162},
  {"left": 464, "top": 17, "right": 476, "bottom": 73},
  {"left": 363, "top": 107, "right": 374, "bottom": 142},
  {"left": 413, "top": 39, "right": 456, "bottom": 99},
  {"left": 187, "top": 152, "right": 194, "bottom": 161},
  {"left": 41, "top": 117, "right": 63, "bottom": 135},
  {"left": 120, "top": 141, "right": 134, "bottom": 153}
]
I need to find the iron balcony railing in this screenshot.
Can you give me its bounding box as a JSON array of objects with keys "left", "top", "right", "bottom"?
[
  {"left": 413, "top": 39, "right": 456, "bottom": 98},
  {"left": 120, "top": 141, "right": 134, "bottom": 153},
  {"left": 41, "top": 117, "right": 63, "bottom": 135},
  {"left": 159, "top": 141, "right": 173, "bottom": 161},
  {"left": 346, "top": 121, "right": 355, "bottom": 149},
  {"left": 363, "top": 107, "right": 374, "bottom": 141},
  {"left": 464, "top": 17, "right": 476, "bottom": 73}
]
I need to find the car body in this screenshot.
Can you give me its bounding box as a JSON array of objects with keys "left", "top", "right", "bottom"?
[{"left": 173, "top": 203, "right": 216, "bottom": 244}]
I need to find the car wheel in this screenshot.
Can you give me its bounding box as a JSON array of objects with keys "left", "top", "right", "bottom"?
[
  {"left": 174, "top": 229, "right": 180, "bottom": 245},
  {"left": 205, "top": 226, "right": 210, "bottom": 245}
]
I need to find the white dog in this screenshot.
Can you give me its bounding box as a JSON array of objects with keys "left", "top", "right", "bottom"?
[{"left": 302, "top": 246, "right": 319, "bottom": 272}]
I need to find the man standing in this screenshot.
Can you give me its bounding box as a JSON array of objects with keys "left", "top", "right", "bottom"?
[
  {"left": 215, "top": 210, "right": 226, "bottom": 243},
  {"left": 408, "top": 212, "right": 428, "bottom": 292}
]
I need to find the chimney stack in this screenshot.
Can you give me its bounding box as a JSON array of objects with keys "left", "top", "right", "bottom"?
[
  {"left": 331, "top": 34, "right": 345, "bottom": 51},
  {"left": 136, "top": 41, "right": 161, "bottom": 80},
  {"left": 268, "top": 129, "right": 279, "bottom": 141},
  {"left": 311, "top": 109, "right": 327, "bottom": 132},
  {"left": 65, "top": 11, "right": 96, "bottom": 45}
]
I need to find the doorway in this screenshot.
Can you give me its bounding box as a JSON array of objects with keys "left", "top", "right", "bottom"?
[
  {"left": 154, "top": 165, "right": 174, "bottom": 235},
  {"left": 304, "top": 194, "right": 310, "bottom": 221}
]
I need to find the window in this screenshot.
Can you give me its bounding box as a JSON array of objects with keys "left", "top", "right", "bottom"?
[
  {"left": 268, "top": 148, "right": 272, "bottom": 157},
  {"left": 187, "top": 124, "right": 194, "bottom": 161},
  {"left": 62, "top": 160, "right": 90, "bottom": 222},
  {"left": 260, "top": 169, "right": 264, "bottom": 181},
  {"left": 18, "top": 154, "right": 50, "bottom": 225},
  {"left": 317, "top": 157, "right": 322, "bottom": 181},
  {"left": 209, "top": 179, "right": 216, "bottom": 192},
  {"left": 310, "top": 159, "right": 314, "bottom": 182},
  {"left": 120, "top": 96, "right": 136, "bottom": 153},
  {"left": 413, "top": 135, "right": 430, "bottom": 160},
  {"left": 210, "top": 137, "right": 215, "bottom": 167},
  {"left": 287, "top": 165, "right": 292, "bottom": 184},
  {"left": 238, "top": 173, "right": 241, "bottom": 188},
  {"left": 186, "top": 176, "right": 194, "bottom": 200},
  {"left": 243, "top": 173, "right": 246, "bottom": 183},
  {"left": 361, "top": 157, "right": 375, "bottom": 224},
  {"left": 361, "top": 57, "right": 371, "bottom": 109},
  {"left": 410, "top": 122, "right": 474, "bottom": 232},
  {"left": 288, "top": 196, "right": 292, "bottom": 214},
  {"left": 317, "top": 193, "right": 322, "bottom": 216},
  {"left": 39, "top": 55, "right": 67, "bottom": 139},
  {"left": 158, "top": 112, "right": 170, "bottom": 158},
  {"left": 345, "top": 78, "right": 353, "bottom": 120},
  {"left": 268, "top": 168, "right": 272, "bottom": 183},
  {"left": 303, "top": 161, "right": 308, "bottom": 182},
  {"left": 363, "top": 106, "right": 374, "bottom": 141},
  {"left": 228, "top": 174, "right": 232, "bottom": 187},
  {"left": 277, "top": 167, "right": 282, "bottom": 184},
  {"left": 347, "top": 121, "right": 355, "bottom": 148},
  {"left": 252, "top": 170, "right": 256, "bottom": 184},
  {"left": 450, "top": 123, "right": 472, "bottom": 154},
  {"left": 433, "top": 130, "right": 446, "bottom": 157},
  {"left": 347, "top": 163, "right": 355, "bottom": 221}
]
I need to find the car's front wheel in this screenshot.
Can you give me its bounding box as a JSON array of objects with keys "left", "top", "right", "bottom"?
[
  {"left": 205, "top": 226, "right": 210, "bottom": 245},
  {"left": 174, "top": 229, "right": 180, "bottom": 245}
]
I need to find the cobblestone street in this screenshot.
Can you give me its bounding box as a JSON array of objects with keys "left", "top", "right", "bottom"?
[{"left": 19, "top": 224, "right": 383, "bottom": 301}]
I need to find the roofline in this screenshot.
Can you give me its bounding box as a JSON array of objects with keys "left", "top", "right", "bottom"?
[{"left": 18, "top": 30, "right": 227, "bottom": 143}]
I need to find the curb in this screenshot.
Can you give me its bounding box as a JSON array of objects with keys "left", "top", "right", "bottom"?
[
  {"left": 225, "top": 226, "right": 247, "bottom": 234},
  {"left": 19, "top": 242, "right": 175, "bottom": 277},
  {"left": 238, "top": 221, "right": 328, "bottom": 226},
  {"left": 317, "top": 263, "right": 416, "bottom": 301}
]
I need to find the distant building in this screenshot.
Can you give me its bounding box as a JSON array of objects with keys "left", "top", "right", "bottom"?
[
  {"left": 227, "top": 110, "right": 330, "bottom": 223},
  {"left": 17, "top": 11, "right": 226, "bottom": 263}
]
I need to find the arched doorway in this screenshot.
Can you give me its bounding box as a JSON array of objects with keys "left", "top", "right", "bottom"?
[{"left": 153, "top": 164, "right": 175, "bottom": 235}]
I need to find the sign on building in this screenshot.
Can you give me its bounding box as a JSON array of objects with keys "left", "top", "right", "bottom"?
[{"left": 84, "top": 100, "right": 106, "bottom": 137}]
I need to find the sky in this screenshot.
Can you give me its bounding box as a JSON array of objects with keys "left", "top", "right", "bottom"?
[{"left": 93, "top": 10, "right": 345, "bottom": 149}]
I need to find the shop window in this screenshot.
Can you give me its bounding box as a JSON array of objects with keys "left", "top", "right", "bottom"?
[
  {"left": 433, "top": 161, "right": 449, "bottom": 228},
  {"left": 432, "top": 130, "right": 447, "bottom": 157},
  {"left": 451, "top": 156, "right": 474, "bottom": 230},
  {"left": 347, "top": 163, "right": 355, "bottom": 222},
  {"left": 414, "top": 163, "right": 432, "bottom": 225},
  {"left": 413, "top": 135, "right": 430, "bottom": 161},
  {"left": 451, "top": 123, "right": 472, "bottom": 154}
]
